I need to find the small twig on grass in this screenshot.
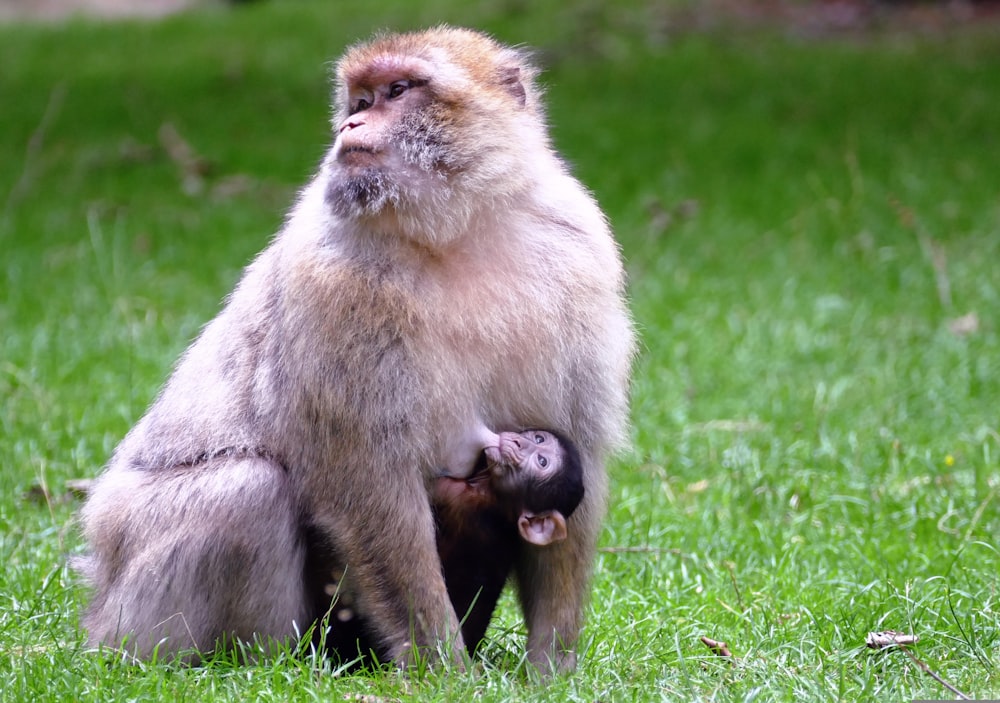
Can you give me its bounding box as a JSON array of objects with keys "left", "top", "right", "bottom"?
[
  {"left": 921, "top": 235, "right": 952, "bottom": 310},
  {"left": 2, "top": 82, "right": 66, "bottom": 225},
  {"left": 700, "top": 636, "right": 734, "bottom": 660},
  {"left": 866, "top": 631, "right": 919, "bottom": 648},
  {"left": 724, "top": 561, "right": 744, "bottom": 612},
  {"left": 897, "top": 645, "right": 971, "bottom": 700},
  {"left": 159, "top": 122, "right": 213, "bottom": 196},
  {"left": 865, "top": 631, "right": 970, "bottom": 700},
  {"left": 889, "top": 196, "right": 952, "bottom": 309},
  {"left": 948, "top": 312, "right": 979, "bottom": 337}
]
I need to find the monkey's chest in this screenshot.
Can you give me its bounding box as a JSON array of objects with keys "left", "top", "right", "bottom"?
[{"left": 414, "top": 275, "right": 572, "bottom": 427}]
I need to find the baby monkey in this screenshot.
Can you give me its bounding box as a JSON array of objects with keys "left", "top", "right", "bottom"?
[
  {"left": 435, "top": 427, "right": 585, "bottom": 653},
  {"left": 318, "top": 428, "right": 583, "bottom": 662}
]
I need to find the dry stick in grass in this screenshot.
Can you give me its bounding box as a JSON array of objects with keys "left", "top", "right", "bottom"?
[
  {"left": 159, "top": 122, "right": 212, "bottom": 195},
  {"left": 890, "top": 196, "right": 983, "bottom": 341},
  {"left": 897, "top": 646, "right": 971, "bottom": 701},
  {"left": 889, "top": 196, "right": 952, "bottom": 310},
  {"left": 920, "top": 234, "right": 952, "bottom": 310},
  {"left": 700, "top": 636, "right": 734, "bottom": 659},
  {"left": 725, "top": 561, "right": 744, "bottom": 612},
  {"left": 896, "top": 198, "right": 986, "bottom": 340},
  {"left": 2, "top": 82, "right": 66, "bottom": 224},
  {"left": 865, "top": 631, "right": 971, "bottom": 700}
]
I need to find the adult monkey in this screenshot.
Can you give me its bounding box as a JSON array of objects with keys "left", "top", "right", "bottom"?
[{"left": 78, "top": 26, "right": 634, "bottom": 672}]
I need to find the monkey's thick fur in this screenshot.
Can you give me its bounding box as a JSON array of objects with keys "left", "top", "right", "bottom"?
[{"left": 78, "top": 26, "right": 634, "bottom": 671}]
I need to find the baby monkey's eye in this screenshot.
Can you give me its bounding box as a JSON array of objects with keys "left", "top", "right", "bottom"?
[
  {"left": 538, "top": 455, "right": 548, "bottom": 468},
  {"left": 534, "top": 434, "right": 544, "bottom": 444}
]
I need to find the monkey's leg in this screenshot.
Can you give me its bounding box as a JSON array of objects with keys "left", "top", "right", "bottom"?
[
  {"left": 515, "top": 463, "right": 607, "bottom": 674},
  {"left": 307, "top": 463, "right": 466, "bottom": 667},
  {"left": 80, "top": 456, "right": 309, "bottom": 660}
]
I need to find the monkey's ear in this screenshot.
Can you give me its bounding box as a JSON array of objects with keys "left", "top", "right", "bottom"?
[
  {"left": 498, "top": 65, "right": 527, "bottom": 108},
  {"left": 518, "top": 511, "right": 568, "bottom": 546}
]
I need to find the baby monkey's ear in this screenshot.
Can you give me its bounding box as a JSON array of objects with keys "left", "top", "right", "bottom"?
[{"left": 517, "top": 511, "right": 568, "bottom": 546}]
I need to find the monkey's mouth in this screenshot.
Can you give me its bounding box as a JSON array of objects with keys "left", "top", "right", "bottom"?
[
  {"left": 483, "top": 446, "right": 503, "bottom": 466},
  {"left": 337, "top": 145, "right": 380, "bottom": 163},
  {"left": 495, "top": 436, "right": 526, "bottom": 465},
  {"left": 479, "top": 449, "right": 516, "bottom": 485}
]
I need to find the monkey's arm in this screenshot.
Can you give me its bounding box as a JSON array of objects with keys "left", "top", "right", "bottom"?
[
  {"left": 305, "top": 456, "right": 467, "bottom": 666},
  {"left": 515, "top": 451, "right": 608, "bottom": 674},
  {"left": 273, "top": 239, "right": 469, "bottom": 667}
]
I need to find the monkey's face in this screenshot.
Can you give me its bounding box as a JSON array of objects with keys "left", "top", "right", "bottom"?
[
  {"left": 325, "top": 61, "right": 461, "bottom": 222},
  {"left": 485, "top": 431, "right": 564, "bottom": 495},
  {"left": 324, "top": 31, "right": 541, "bottom": 248}
]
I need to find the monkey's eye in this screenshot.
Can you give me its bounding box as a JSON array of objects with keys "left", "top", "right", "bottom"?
[
  {"left": 387, "top": 81, "right": 410, "bottom": 99},
  {"left": 538, "top": 455, "right": 548, "bottom": 468},
  {"left": 534, "top": 434, "right": 545, "bottom": 444},
  {"left": 350, "top": 97, "right": 372, "bottom": 114}
]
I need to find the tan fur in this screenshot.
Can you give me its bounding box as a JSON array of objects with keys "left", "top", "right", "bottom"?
[{"left": 78, "top": 26, "right": 634, "bottom": 671}]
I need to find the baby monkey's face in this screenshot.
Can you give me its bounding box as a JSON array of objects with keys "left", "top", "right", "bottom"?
[{"left": 485, "top": 430, "right": 564, "bottom": 493}]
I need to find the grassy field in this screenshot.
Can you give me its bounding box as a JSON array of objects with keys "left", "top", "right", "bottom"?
[{"left": 2, "top": 1, "right": 999, "bottom": 700}]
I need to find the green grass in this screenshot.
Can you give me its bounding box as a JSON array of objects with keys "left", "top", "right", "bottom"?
[{"left": 2, "top": 1, "right": 1000, "bottom": 700}]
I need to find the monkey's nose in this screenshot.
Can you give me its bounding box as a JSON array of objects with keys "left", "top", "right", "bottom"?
[{"left": 339, "top": 119, "right": 364, "bottom": 133}]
